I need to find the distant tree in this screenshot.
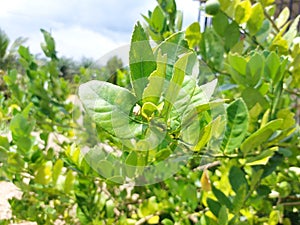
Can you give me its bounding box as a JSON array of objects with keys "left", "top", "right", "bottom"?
[{"left": 0, "top": 28, "right": 27, "bottom": 71}]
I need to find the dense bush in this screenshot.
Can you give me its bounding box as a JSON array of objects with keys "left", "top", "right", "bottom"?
[{"left": 0, "top": 0, "right": 299, "bottom": 224}]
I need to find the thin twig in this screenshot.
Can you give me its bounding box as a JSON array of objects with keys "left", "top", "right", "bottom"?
[{"left": 193, "top": 160, "right": 221, "bottom": 171}]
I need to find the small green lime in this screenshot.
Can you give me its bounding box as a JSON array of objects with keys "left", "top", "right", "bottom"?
[{"left": 205, "top": 0, "right": 220, "bottom": 16}]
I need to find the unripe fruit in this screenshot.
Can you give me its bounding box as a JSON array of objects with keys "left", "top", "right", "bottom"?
[{"left": 205, "top": 0, "right": 220, "bottom": 16}]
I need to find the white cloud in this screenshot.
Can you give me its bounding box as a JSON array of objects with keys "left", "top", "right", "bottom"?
[{"left": 0, "top": 0, "right": 200, "bottom": 59}]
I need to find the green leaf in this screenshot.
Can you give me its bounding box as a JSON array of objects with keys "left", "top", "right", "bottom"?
[
  {"left": 200, "top": 28, "right": 225, "bottom": 71},
  {"left": 235, "top": 0, "right": 252, "bottom": 24},
  {"left": 274, "top": 57, "right": 288, "bottom": 84},
  {"left": 247, "top": 3, "right": 264, "bottom": 35},
  {"left": 268, "top": 210, "right": 280, "bottom": 225},
  {"left": 129, "top": 22, "right": 156, "bottom": 99},
  {"left": 148, "top": 215, "right": 160, "bottom": 224},
  {"left": 221, "top": 99, "right": 249, "bottom": 154},
  {"left": 224, "top": 21, "right": 240, "bottom": 51},
  {"left": 0, "top": 136, "right": 9, "bottom": 161},
  {"left": 212, "top": 186, "right": 233, "bottom": 211},
  {"left": 35, "top": 161, "right": 53, "bottom": 185},
  {"left": 185, "top": 22, "right": 201, "bottom": 48},
  {"left": 229, "top": 166, "right": 248, "bottom": 193},
  {"left": 283, "top": 15, "right": 300, "bottom": 47},
  {"left": 265, "top": 51, "right": 280, "bottom": 80},
  {"left": 0, "top": 136, "right": 10, "bottom": 151},
  {"left": 277, "top": 108, "right": 295, "bottom": 129},
  {"left": 142, "top": 52, "right": 167, "bottom": 105},
  {"left": 151, "top": 6, "right": 165, "bottom": 32},
  {"left": 275, "top": 7, "right": 290, "bottom": 28},
  {"left": 162, "top": 219, "right": 174, "bottom": 225},
  {"left": 106, "top": 176, "right": 124, "bottom": 184},
  {"left": 232, "top": 184, "right": 247, "bottom": 213},
  {"left": 218, "top": 205, "right": 228, "bottom": 225},
  {"left": 97, "top": 160, "right": 114, "bottom": 178},
  {"left": 246, "top": 53, "right": 264, "bottom": 87},
  {"left": 53, "top": 159, "right": 64, "bottom": 185},
  {"left": 258, "top": 0, "right": 275, "bottom": 6},
  {"left": 213, "top": 12, "right": 229, "bottom": 36},
  {"left": 155, "top": 32, "right": 189, "bottom": 80},
  {"left": 106, "top": 199, "right": 115, "bottom": 218},
  {"left": 141, "top": 102, "right": 158, "bottom": 119},
  {"left": 40, "top": 29, "right": 57, "bottom": 59},
  {"left": 16, "top": 136, "right": 32, "bottom": 153},
  {"left": 79, "top": 81, "right": 142, "bottom": 139},
  {"left": 241, "top": 119, "right": 283, "bottom": 154},
  {"left": 241, "top": 87, "right": 269, "bottom": 109},
  {"left": 162, "top": 52, "right": 192, "bottom": 119},
  {"left": 207, "top": 198, "right": 222, "bottom": 217},
  {"left": 155, "top": 148, "right": 172, "bottom": 161},
  {"left": 228, "top": 53, "right": 247, "bottom": 75},
  {"left": 246, "top": 149, "right": 274, "bottom": 166},
  {"left": 192, "top": 121, "right": 213, "bottom": 151},
  {"left": 64, "top": 170, "right": 75, "bottom": 193},
  {"left": 9, "top": 114, "right": 34, "bottom": 144}
]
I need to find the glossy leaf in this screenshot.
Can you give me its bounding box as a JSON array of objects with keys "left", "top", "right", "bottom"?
[
  {"left": 213, "top": 12, "right": 229, "bottom": 36},
  {"left": 185, "top": 22, "right": 201, "bottom": 48},
  {"left": 246, "top": 52, "right": 264, "bottom": 87},
  {"left": 235, "top": 0, "right": 252, "bottom": 24},
  {"left": 265, "top": 51, "right": 280, "bottom": 80},
  {"left": 192, "top": 121, "right": 212, "bottom": 151},
  {"left": 241, "top": 119, "right": 283, "bottom": 154},
  {"left": 155, "top": 32, "right": 190, "bottom": 80},
  {"left": 241, "top": 87, "right": 269, "bottom": 109},
  {"left": 221, "top": 99, "right": 249, "bottom": 153},
  {"left": 35, "top": 161, "right": 53, "bottom": 185},
  {"left": 275, "top": 7, "right": 290, "bottom": 28},
  {"left": 53, "top": 159, "right": 64, "bottom": 185},
  {"left": 129, "top": 22, "right": 156, "bottom": 99},
  {"left": 64, "top": 170, "right": 75, "bottom": 193},
  {"left": 151, "top": 6, "right": 165, "bottom": 32},
  {"left": 142, "top": 52, "right": 167, "bottom": 105},
  {"left": 224, "top": 21, "right": 240, "bottom": 51},
  {"left": 162, "top": 52, "right": 192, "bottom": 119},
  {"left": 79, "top": 81, "right": 142, "bottom": 139},
  {"left": 247, "top": 3, "right": 264, "bottom": 35}
]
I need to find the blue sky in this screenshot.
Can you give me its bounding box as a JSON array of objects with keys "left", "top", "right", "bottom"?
[{"left": 0, "top": 0, "right": 200, "bottom": 60}]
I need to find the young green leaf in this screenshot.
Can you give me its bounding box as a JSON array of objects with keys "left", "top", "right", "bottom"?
[
  {"left": 151, "top": 6, "right": 165, "bottom": 32},
  {"left": 235, "top": 0, "right": 252, "bottom": 24},
  {"left": 246, "top": 53, "right": 264, "bottom": 87},
  {"left": 185, "top": 22, "right": 201, "bottom": 49},
  {"left": 275, "top": 7, "right": 290, "bottom": 28},
  {"left": 221, "top": 99, "right": 249, "bottom": 154},
  {"left": 155, "top": 32, "right": 189, "bottom": 80},
  {"left": 142, "top": 51, "right": 167, "bottom": 105},
  {"left": 241, "top": 119, "right": 283, "bottom": 154},
  {"left": 129, "top": 22, "right": 156, "bottom": 99},
  {"left": 247, "top": 3, "right": 264, "bottom": 35},
  {"left": 162, "top": 52, "right": 192, "bottom": 119},
  {"left": 265, "top": 51, "right": 280, "bottom": 80}
]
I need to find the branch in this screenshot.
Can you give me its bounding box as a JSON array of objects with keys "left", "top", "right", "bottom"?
[
  {"left": 193, "top": 161, "right": 221, "bottom": 171},
  {"left": 264, "top": 10, "right": 280, "bottom": 33}
]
